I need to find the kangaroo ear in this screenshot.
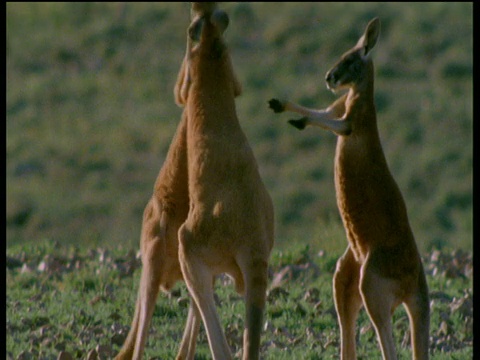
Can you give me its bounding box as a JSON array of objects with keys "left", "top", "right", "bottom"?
[
  {"left": 174, "top": 55, "right": 189, "bottom": 106},
  {"left": 357, "top": 17, "right": 380, "bottom": 57},
  {"left": 175, "top": 17, "right": 202, "bottom": 107},
  {"left": 211, "top": 9, "right": 229, "bottom": 34},
  {"left": 188, "top": 16, "right": 204, "bottom": 42}
]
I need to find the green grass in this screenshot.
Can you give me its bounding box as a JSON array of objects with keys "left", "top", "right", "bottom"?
[{"left": 6, "top": 241, "right": 472, "bottom": 359}]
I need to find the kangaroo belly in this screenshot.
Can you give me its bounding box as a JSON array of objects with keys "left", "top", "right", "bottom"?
[{"left": 335, "top": 143, "right": 414, "bottom": 262}]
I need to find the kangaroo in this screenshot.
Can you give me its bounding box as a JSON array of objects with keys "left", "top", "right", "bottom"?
[
  {"left": 269, "top": 17, "right": 429, "bottom": 360},
  {"left": 177, "top": 4, "right": 274, "bottom": 360},
  {"left": 115, "top": 4, "right": 249, "bottom": 360}
]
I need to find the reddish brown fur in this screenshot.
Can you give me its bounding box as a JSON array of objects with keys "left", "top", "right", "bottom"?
[
  {"left": 115, "top": 4, "right": 222, "bottom": 359},
  {"left": 269, "top": 17, "right": 429, "bottom": 360},
  {"left": 177, "top": 8, "right": 273, "bottom": 360},
  {"left": 116, "top": 4, "right": 273, "bottom": 360},
  {"left": 115, "top": 111, "right": 189, "bottom": 360}
]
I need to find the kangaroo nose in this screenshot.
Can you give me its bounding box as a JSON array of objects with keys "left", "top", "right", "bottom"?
[
  {"left": 325, "top": 71, "right": 337, "bottom": 91},
  {"left": 325, "top": 71, "right": 335, "bottom": 84}
]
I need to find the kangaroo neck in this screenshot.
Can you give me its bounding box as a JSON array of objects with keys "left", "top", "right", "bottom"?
[
  {"left": 189, "top": 96, "right": 238, "bottom": 136},
  {"left": 345, "top": 73, "right": 378, "bottom": 137},
  {"left": 336, "top": 72, "right": 386, "bottom": 165}
]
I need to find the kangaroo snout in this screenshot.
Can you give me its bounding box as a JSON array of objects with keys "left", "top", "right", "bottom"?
[{"left": 325, "top": 70, "right": 337, "bottom": 91}]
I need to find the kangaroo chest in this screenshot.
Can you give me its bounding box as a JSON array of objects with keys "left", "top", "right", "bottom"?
[{"left": 333, "top": 136, "right": 409, "bottom": 260}]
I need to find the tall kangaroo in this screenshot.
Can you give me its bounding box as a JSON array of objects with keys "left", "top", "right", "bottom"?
[
  {"left": 115, "top": 3, "right": 256, "bottom": 360},
  {"left": 176, "top": 5, "right": 274, "bottom": 360},
  {"left": 269, "top": 18, "right": 429, "bottom": 360}
]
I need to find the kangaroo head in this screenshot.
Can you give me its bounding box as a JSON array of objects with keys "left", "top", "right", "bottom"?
[
  {"left": 174, "top": 6, "right": 229, "bottom": 106},
  {"left": 188, "top": 9, "right": 229, "bottom": 60},
  {"left": 175, "top": 6, "right": 240, "bottom": 106},
  {"left": 325, "top": 17, "right": 380, "bottom": 92},
  {"left": 190, "top": 2, "right": 218, "bottom": 20}
]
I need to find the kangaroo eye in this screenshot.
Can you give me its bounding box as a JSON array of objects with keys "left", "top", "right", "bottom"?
[
  {"left": 343, "top": 55, "right": 358, "bottom": 69},
  {"left": 343, "top": 57, "right": 354, "bottom": 66},
  {"left": 351, "top": 61, "right": 361, "bottom": 73}
]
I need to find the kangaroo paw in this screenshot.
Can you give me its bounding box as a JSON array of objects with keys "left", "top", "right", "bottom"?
[
  {"left": 288, "top": 118, "right": 307, "bottom": 130},
  {"left": 268, "top": 99, "right": 285, "bottom": 113}
]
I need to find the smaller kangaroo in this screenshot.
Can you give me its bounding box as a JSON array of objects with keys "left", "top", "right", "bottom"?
[{"left": 269, "top": 17, "right": 429, "bottom": 360}]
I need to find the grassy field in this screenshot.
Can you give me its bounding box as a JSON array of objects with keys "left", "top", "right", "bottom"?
[
  {"left": 6, "top": 2, "right": 472, "bottom": 360},
  {"left": 6, "top": 241, "right": 472, "bottom": 359}
]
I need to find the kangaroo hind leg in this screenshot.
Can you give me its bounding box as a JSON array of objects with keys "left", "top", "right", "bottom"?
[
  {"left": 403, "top": 271, "right": 430, "bottom": 360},
  {"left": 115, "top": 200, "right": 165, "bottom": 360},
  {"left": 360, "top": 259, "right": 400, "bottom": 360},
  {"left": 236, "top": 250, "right": 269, "bottom": 360},
  {"left": 333, "top": 247, "right": 363, "bottom": 360},
  {"left": 178, "top": 224, "right": 232, "bottom": 360},
  {"left": 176, "top": 299, "right": 202, "bottom": 360}
]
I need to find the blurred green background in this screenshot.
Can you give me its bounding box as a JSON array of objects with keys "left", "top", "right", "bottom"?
[{"left": 6, "top": 3, "right": 472, "bottom": 253}]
